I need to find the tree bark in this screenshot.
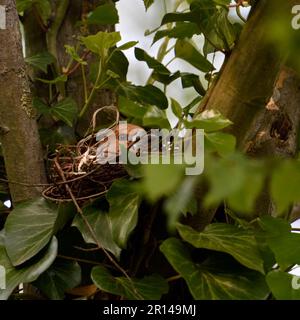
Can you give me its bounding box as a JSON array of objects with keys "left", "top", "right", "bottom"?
[{"left": 0, "top": 0, "right": 46, "bottom": 203}]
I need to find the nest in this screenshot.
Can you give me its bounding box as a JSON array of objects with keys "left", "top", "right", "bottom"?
[{"left": 42, "top": 106, "right": 129, "bottom": 203}]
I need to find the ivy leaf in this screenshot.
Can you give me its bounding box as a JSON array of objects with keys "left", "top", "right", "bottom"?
[
  {"left": 153, "top": 22, "right": 200, "bottom": 44},
  {"left": 177, "top": 223, "right": 265, "bottom": 273},
  {"left": 205, "top": 132, "right": 236, "bottom": 156},
  {"left": 17, "top": 0, "right": 51, "bottom": 23},
  {"left": 106, "top": 50, "right": 129, "bottom": 83},
  {"left": 106, "top": 179, "right": 140, "bottom": 249},
  {"left": 259, "top": 216, "right": 300, "bottom": 268},
  {"left": 81, "top": 31, "right": 121, "bottom": 56},
  {"left": 161, "top": 12, "right": 196, "bottom": 25},
  {"left": 266, "top": 271, "right": 300, "bottom": 300},
  {"left": 271, "top": 160, "right": 300, "bottom": 215},
  {"left": 175, "top": 39, "right": 214, "bottom": 73},
  {"left": 50, "top": 98, "right": 78, "bottom": 127},
  {"left": 160, "top": 238, "right": 269, "bottom": 300},
  {"left": 185, "top": 110, "right": 232, "bottom": 132},
  {"left": 119, "top": 96, "right": 147, "bottom": 119},
  {"left": 143, "top": 0, "right": 154, "bottom": 11},
  {"left": 87, "top": 3, "right": 119, "bottom": 25},
  {"left": 33, "top": 97, "right": 50, "bottom": 115},
  {"left": 91, "top": 265, "right": 168, "bottom": 299},
  {"left": 170, "top": 98, "right": 182, "bottom": 119},
  {"left": 34, "top": 260, "right": 81, "bottom": 300},
  {"left": 0, "top": 235, "right": 58, "bottom": 300},
  {"left": 135, "top": 48, "right": 180, "bottom": 85},
  {"left": 118, "top": 83, "right": 168, "bottom": 109},
  {"left": 164, "top": 177, "right": 198, "bottom": 229},
  {"left": 25, "top": 52, "right": 55, "bottom": 73},
  {"left": 143, "top": 106, "right": 171, "bottom": 129},
  {"left": 140, "top": 163, "right": 184, "bottom": 202},
  {"left": 4, "top": 198, "right": 58, "bottom": 266},
  {"left": 135, "top": 48, "right": 170, "bottom": 75},
  {"left": 65, "top": 45, "right": 87, "bottom": 65},
  {"left": 72, "top": 205, "right": 122, "bottom": 259},
  {"left": 180, "top": 73, "right": 206, "bottom": 96},
  {"left": 204, "top": 154, "right": 264, "bottom": 215},
  {"left": 117, "top": 41, "right": 139, "bottom": 51}
]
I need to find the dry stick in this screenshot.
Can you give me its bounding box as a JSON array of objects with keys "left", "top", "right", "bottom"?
[
  {"left": 57, "top": 254, "right": 104, "bottom": 266},
  {"left": 53, "top": 158, "right": 143, "bottom": 299}
]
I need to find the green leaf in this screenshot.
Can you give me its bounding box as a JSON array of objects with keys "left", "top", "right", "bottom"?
[
  {"left": 106, "top": 50, "right": 129, "bottom": 82},
  {"left": 119, "top": 84, "right": 168, "bottom": 109},
  {"left": 33, "top": 97, "right": 50, "bottom": 115},
  {"left": 161, "top": 12, "right": 196, "bottom": 25},
  {"left": 117, "top": 41, "right": 139, "bottom": 51},
  {"left": 175, "top": 40, "right": 214, "bottom": 73},
  {"left": 65, "top": 45, "right": 87, "bottom": 65},
  {"left": 81, "top": 31, "right": 121, "bottom": 56},
  {"left": 160, "top": 238, "right": 269, "bottom": 300},
  {"left": 153, "top": 22, "right": 200, "bottom": 44},
  {"left": 135, "top": 48, "right": 180, "bottom": 85},
  {"left": 204, "top": 154, "right": 264, "bottom": 215},
  {"left": 53, "top": 203, "right": 76, "bottom": 234},
  {"left": 72, "top": 205, "right": 122, "bottom": 259},
  {"left": 135, "top": 48, "right": 170, "bottom": 75},
  {"left": 87, "top": 3, "right": 119, "bottom": 25},
  {"left": 34, "top": 260, "right": 81, "bottom": 300},
  {"left": 25, "top": 52, "right": 55, "bottom": 73},
  {"left": 91, "top": 265, "right": 168, "bottom": 299},
  {"left": 164, "top": 177, "right": 198, "bottom": 229},
  {"left": 119, "top": 96, "right": 147, "bottom": 119},
  {"left": 141, "top": 163, "right": 184, "bottom": 202},
  {"left": 271, "top": 160, "right": 300, "bottom": 214},
  {"left": 215, "top": 9, "right": 237, "bottom": 51},
  {"left": 4, "top": 198, "right": 58, "bottom": 266},
  {"left": 0, "top": 236, "right": 58, "bottom": 300},
  {"left": 177, "top": 223, "right": 265, "bottom": 273},
  {"left": 143, "top": 106, "right": 170, "bottom": 129},
  {"left": 180, "top": 73, "right": 206, "bottom": 96},
  {"left": 17, "top": 0, "right": 51, "bottom": 21},
  {"left": 170, "top": 98, "right": 182, "bottom": 119},
  {"left": 50, "top": 97, "right": 78, "bottom": 127},
  {"left": 205, "top": 132, "right": 236, "bottom": 156},
  {"left": 16, "top": 0, "right": 33, "bottom": 12},
  {"left": 266, "top": 271, "right": 300, "bottom": 300},
  {"left": 106, "top": 179, "right": 140, "bottom": 249},
  {"left": 185, "top": 110, "right": 232, "bottom": 132},
  {"left": 143, "top": 0, "right": 154, "bottom": 10},
  {"left": 259, "top": 216, "right": 300, "bottom": 268}
]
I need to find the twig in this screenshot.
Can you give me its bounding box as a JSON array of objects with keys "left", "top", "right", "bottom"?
[
  {"left": 166, "top": 274, "right": 182, "bottom": 282},
  {"left": 73, "top": 245, "right": 102, "bottom": 252}
]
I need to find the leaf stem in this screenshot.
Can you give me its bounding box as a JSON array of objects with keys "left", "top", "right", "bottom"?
[
  {"left": 79, "top": 58, "right": 102, "bottom": 118},
  {"left": 81, "top": 64, "right": 88, "bottom": 103}
]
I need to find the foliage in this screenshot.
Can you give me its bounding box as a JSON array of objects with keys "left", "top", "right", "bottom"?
[{"left": 0, "top": 0, "right": 300, "bottom": 301}]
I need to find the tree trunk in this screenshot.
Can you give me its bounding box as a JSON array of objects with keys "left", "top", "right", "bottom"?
[{"left": 0, "top": 0, "right": 46, "bottom": 203}]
